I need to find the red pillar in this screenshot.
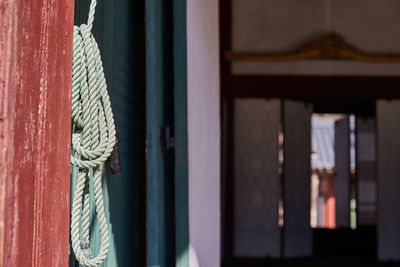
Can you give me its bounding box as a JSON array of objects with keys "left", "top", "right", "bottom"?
[
  {"left": 324, "top": 174, "right": 336, "bottom": 229},
  {"left": 0, "top": 0, "right": 74, "bottom": 266}
]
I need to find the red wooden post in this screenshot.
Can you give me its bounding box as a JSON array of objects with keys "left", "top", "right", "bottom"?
[{"left": 0, "top": 0, "right": 74, "bottom": 266}]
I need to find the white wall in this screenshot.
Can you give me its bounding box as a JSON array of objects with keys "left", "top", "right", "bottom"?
[{"left": 187, "top": 0, "right": 220, "bottom": 266}]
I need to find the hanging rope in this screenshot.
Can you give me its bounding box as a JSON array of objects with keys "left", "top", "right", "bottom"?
[{"left": 70, "top": 0, "right": 116, "bottom": 266}]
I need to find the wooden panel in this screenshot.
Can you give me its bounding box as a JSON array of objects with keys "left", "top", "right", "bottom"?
[
  {"left": 283, "top": 100, "right": 312, "bottom": 258},
  {"left": 377, "top": 100, "right": 400, "bottom": 260},
  {"left": 356, "top": 118, "right": 377, "bottom": 226},
  {"left": 0, "top": 0, "right": 74, "bottom": 266}
]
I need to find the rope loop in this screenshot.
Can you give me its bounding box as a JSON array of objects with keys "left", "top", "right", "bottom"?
[{"left": 71, "top": 0, "right": 116, "bottom": 265}]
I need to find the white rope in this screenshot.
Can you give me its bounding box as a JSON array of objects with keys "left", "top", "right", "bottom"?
[{"left": 70, "top": 0, "right": 116, "bottom": 266}]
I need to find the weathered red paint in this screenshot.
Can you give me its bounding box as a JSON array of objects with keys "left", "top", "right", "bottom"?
[{"left": 0, "top": 0, "right": 74, "bottom": 266}]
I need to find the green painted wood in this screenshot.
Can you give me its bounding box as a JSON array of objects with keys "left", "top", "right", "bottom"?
[
  {"left": 173, "top": 0, "right": 189, "bottom": 266},
  {"left": 145, "top": 0, "right": 167, "bottom": 266},
  {"left": 145, "top": 0, "right": 178, "bottom": 266},
  {"left": 71, "top": 0, "right": 146, "bottom": 266},
  {"left": 145, "top": 1, "right": 165, "bottom": 265}
]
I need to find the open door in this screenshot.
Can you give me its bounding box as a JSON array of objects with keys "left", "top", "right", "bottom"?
[
  {"left": 377, "top": 100, "right": 400, "bottom": 261},
  {"left": 233, "top": 98, "right": 281, "bottom": 258},
  {"left": 283, "top": 100, "right": 312, "bottom": 258},
  {"left": 334, "top": 117, "right": 350, "bottom": 228}
]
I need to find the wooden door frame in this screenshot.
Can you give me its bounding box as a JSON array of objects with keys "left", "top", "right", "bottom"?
[
  {"left": 0, "top": 0, "right": 74, "bottom": 266},
  {"left": 173, "top": 0, "right": 190, "bottom": 266}
]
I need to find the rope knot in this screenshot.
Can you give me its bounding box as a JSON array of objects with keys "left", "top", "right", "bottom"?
[{"left": 80, "top": 239, "right": 94, "bottom": 260}]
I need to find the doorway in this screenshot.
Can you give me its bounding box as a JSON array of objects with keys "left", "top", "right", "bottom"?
[{"left": 221, "top": 96, "right": 381, "bottom": 265}]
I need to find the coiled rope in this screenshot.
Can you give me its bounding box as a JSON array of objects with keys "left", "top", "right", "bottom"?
[{"left": 70, "top": 0, "right": 116, "bottom": 266}]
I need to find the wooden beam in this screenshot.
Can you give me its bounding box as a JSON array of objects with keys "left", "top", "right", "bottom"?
[{"left": 223, "top": 76, "right": 400, "bottom": 100}]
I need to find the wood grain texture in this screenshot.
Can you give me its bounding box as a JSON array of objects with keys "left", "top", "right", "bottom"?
[{"left": 0, "top": 0, "right": 74, "bottom": 265}]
